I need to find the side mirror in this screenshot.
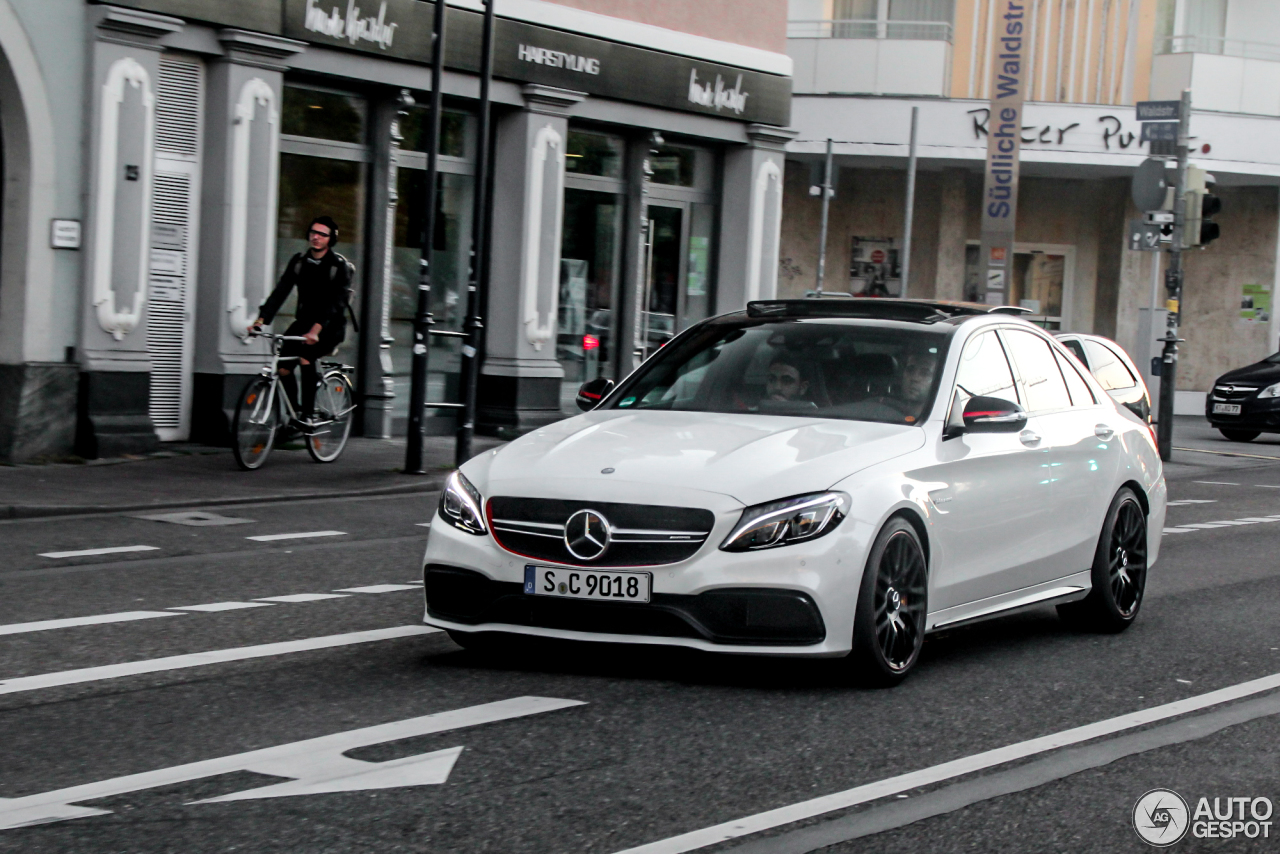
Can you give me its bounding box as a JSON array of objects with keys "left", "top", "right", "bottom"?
[
  {"left": 961, "top": 396, "right": 1027, "bottom": 433},
  {"left": 575, "top": 377, "right": 615, "bottom": 411}
]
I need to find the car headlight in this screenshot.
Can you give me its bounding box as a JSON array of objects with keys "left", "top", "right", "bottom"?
[
  {"left": 438, "top": 470, "right": 487, "bottom": 535},
  {"left": 1259, "top": 382, "right": 1280, "bottom": 399},
  {"left": 720, "top": 492, "right": 850, "bottom": 552}
]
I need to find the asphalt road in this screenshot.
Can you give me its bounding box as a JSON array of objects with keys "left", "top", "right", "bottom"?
[{"left": 1, "top": 444, "right": 1279, "bottom": 853}]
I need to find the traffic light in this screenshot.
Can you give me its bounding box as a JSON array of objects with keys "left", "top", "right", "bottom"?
[{"left": 1184, "top": 166, "right": 1221, "bottom": 247}]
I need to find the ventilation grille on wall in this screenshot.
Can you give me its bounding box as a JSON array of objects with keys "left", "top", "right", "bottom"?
[{"left": 155, "top": 56, "right": 201, "bottom": 156}]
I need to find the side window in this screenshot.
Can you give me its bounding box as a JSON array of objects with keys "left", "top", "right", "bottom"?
[
  {"left": 1002, "top": 329, "right": 1072, "bottom": 413},
  {"left": 1054, "top": 348, "right": 1097, "bottom": 406},
  {"left": 1082, "top": 339, "right": 1137, "bottom": 391},
  {"left": 1061, "top": 338, "right": 1088, "bottom": 366},
  {"left": 955, "top": 331, "right": 1018, "bottom": 402}
]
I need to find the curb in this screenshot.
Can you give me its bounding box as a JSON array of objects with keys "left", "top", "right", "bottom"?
[{"left": 1, "top": 477, "right": 448, "bottom": 520}]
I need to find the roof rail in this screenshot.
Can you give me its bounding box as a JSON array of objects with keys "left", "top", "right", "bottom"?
[{"left": 746, "top": 299, "right": 998, "bottom": 323}]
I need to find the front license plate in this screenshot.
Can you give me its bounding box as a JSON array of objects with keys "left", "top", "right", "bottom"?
[
  {"left": 1213, "top": 403, "right": 1242, "bottom": 415},
  {"left": 524, "top": 565, "right": 652, "bottom": 604}
]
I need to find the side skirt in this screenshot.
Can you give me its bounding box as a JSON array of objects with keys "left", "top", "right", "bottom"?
[{"left": 925, "top": 570, "right": 1092, "bottom": 633}]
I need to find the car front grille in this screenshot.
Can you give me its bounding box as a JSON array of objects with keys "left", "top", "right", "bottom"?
[
  {"left": 487, "top": 497, "right": 716, "bottom": 567},
  {"left": 1212, "top": 385, "right": 1258, "bottom": 400}
]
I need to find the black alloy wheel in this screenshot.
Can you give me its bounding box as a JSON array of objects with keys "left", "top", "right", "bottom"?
[
  {"left": 848, "top": 517, "right": 928, "bottom": 687},
  {"left": 1219, "top": 428, "right": 1260, "bottom": 443},
  {"left": 1058, "top": 487, "right": 1148, "bottom": 633}
]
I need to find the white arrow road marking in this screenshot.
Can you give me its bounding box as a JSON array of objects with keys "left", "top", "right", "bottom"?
[
  {"left": 612, "top": 670, "right": 1280, "bottom": 854},
  {"left": 0, "top": 626, "right": 436, "bottom": 695},
  {"left": 0, "top": 696, "right": 584, "bottom": 829},
  {"left": 246, "top": 531, "right": 346, "bottom": 542},
  {"left": 0, "top": 612, "right": 180, "bottom": 636},
  {"left": 38, "top": 546, "right": 159, "bottom": 559}
]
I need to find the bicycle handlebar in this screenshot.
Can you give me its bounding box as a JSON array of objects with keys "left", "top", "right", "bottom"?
[{"left": 245, "top": 330, "right": 310, "bottom": 342}]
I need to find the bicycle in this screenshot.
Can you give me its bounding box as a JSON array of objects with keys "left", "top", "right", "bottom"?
[{"left": 232, "top": 331, "right": 356, "bottom": 470}]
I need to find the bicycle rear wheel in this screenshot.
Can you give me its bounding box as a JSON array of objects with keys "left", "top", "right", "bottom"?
[
  {"left": 232, "top": 377, "right": 279, "bottom": 470},
  {"left": 307, "top": 370, "right": 354, "bottom": 463}
]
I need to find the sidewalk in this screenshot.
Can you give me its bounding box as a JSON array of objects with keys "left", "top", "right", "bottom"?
[{"left": 0, "top": 435, "right": 502, "bottom": 519}]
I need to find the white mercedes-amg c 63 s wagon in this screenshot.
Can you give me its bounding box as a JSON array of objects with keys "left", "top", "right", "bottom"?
[{"left": 422, "top": 299, "right": 1166, "bottom": 684}]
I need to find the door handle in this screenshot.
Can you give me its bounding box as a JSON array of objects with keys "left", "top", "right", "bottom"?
[
  {"left": 1094, "top": 424, "right": 1115, "bottom": 441},
  {"left": 1019, "top": 430, "right": 1041, "bottom": 447}
]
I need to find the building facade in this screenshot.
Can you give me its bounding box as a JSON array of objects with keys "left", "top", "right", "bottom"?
[
  {"left": 0, "top": 0, "right": 793, "bottom": 461},
  {"left": 782, "top": 0, "right": 1280, "bottom": 413}
]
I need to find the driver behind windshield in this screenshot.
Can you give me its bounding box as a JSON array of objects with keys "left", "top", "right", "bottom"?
[
  {"left": 765, "top": 357, "right": 811, "bottom": 402},
  {"left": 898, "top": 348, "right": 939, "bottom": 412}
]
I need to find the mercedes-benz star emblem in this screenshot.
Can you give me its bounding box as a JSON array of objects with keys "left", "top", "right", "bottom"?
[{"left": 564, "top": 509, "right": 611, "bottom": 561}]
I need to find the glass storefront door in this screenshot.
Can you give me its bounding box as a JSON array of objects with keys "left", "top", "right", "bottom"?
[
  {"left": 965, "top": 243, "right": 1073, "bottom": 329},
  {"left": 636, "top": 201, "right": 715, "bottom": 362},
  {"left": 558, "top": 189, "right": 622, "bottom": 393}
]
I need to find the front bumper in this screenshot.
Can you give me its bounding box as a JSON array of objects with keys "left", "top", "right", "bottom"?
[
  {"left": 422, "top": 501, "right": 873, "bottom": 657},
  {"left": 1205, "top": 393, "right": 1280, "bottom": 431}
]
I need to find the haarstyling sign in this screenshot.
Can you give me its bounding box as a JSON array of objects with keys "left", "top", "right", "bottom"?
[{"left": 979, "top": 0, "right": 1028, "bottom": 307}]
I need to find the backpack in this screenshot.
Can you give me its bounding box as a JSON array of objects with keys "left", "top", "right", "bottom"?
[{"left": 289, "top": 252, "right": 360, "bottom": 333}]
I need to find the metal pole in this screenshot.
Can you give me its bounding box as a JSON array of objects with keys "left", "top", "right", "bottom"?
[
  {"left": 900, "top": 106, "right": 919, "bottom": 295},
  {"left": 1155, "top": 88, "right": 1192, "bottom": 462},
  {"left": 403, "top": 0, "right": 448, "bottom": 475},
  {"left": 455, "top": 0, "right": 495, "bottom": 467},
  {"left": 815, "top": 138, "right": 833, "bottom": 295}
]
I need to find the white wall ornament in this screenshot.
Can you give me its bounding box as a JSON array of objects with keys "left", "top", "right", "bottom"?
[
  {"left": 523, "top": 123, "right": 565, "bottom": 350},
  {"left": 747, "top": 158, "right": 782, "bottom": 303},
  {"left": 227, "top": 77, "right": 280, "bottom": 339},
  {"left": 92, "top": 57, "right": 156, "bottom": 341}
]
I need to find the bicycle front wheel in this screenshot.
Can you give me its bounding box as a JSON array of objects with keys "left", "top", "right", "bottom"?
[
  {"left": 307, "top": 370, "right": 354, "bottom": 463},
  {"left": 232, "top": 377, "right": 279, "bottom": 471}
]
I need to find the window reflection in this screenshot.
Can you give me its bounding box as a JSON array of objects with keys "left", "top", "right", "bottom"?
[
  {"left": 650, "top": 146, "right": 695, "bottom": 186},
  {"left": 566, "top": 131, "right": 623, "bottom": 178},
  {"left": 282, "top": 86, "right": 366, "bottom": 143},
  {"left": 399, "top": 108, "right": 468, "bottom": 157}
]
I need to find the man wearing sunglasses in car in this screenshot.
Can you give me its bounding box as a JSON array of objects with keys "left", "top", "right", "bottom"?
[{"left": 250, "top": 216, "right": 358, "bottom": 428}]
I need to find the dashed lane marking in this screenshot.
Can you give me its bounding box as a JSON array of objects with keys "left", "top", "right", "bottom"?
[
  {"left": 0, "top": 626, "right": 437, "bottom": 696},
  {"left": 0, "top": 612, "right": 179, "bottom": 636},
  {"left": 169, "top": 602, "right": 274, "bottom": 613},
  {"left": 38, "top": 546, "right": 160, "bottom": 559},
  {"left": 245, "top": 531, "right": 347, "bottom": 542},
  {"left": 1192, "top": 481, "right": 1240, "bottom": 486},
  {"left": 335, "top": 584, "right": 420, "bottom": 593},
  {"left": 0, "top": 582, "right": 422, "bottom": 636},
  {"left": 253, "top": 593, "right": 348, "bottom": 603},
  {"left": 1165, "top": 499, "right": 1217, "bottom": 506},
  {"left": 611, "top": 670, "right": 1280, "bottom": 854},
  {"left": 1164, "top": 513, "right": 1280, "bottom": 534}
]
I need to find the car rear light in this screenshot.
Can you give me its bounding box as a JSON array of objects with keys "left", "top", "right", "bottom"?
[{"left": 583, "top": 334, "right": 600, "bottom": 351}]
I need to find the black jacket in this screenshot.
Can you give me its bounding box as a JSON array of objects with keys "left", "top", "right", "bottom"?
[{"left": 259, "top": 251, "right": 356, "bottom": 332}]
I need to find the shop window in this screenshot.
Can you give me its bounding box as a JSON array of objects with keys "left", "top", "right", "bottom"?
[
  {"left": 274, "top": 154, "right": 365, "bottom": 352},
  {"left": 650, "top": 146, "right": 695, "bottom": 186},
  {"left": 399, "top": 108, "right": 468, "bottom": 158},
  {"left": 282, "top": 86, "right": 366, "bottom": 144},
  {"left": 557, "top": 189, "right": 622, "bottom": 410},
  {"left": 390, "top": 170, "right": 473, "bottom": 422},
  {"left": 566, "top": 131, "right": 623, "bottom": 178}
]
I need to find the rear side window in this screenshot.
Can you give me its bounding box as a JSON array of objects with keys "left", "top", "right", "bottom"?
[
  {"left": 1002, "top": 329, "right": 1072, "bottom": 413},
  {"left": 1061, "top": 338, "right": 1088, "bottom": 365},
  {"left": 1082, "top": 340, "right": 1137, "bottom": 391},
  {"left": 955, "top": 331, "right": 1018, "bottom": 402},
  {"left": 1054, "top": 348, "right": 1097, "bottom": 406}
]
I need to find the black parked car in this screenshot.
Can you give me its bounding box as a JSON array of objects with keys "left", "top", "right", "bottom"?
[
  {"left": 1056, "top": 333, "right": 1151, "bottom": 422},
  {"left": 1205, "top": 353, "right": 1280, "bottom": 442}
]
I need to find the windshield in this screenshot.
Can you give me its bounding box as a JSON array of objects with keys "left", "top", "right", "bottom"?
[{"left": 607, "top": 319, "right": 952, "bottom": 424}]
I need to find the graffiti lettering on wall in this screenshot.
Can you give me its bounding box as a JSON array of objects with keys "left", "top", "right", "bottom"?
[{"left": 968, "top": 109, "right": 1147, "bottom": 151}]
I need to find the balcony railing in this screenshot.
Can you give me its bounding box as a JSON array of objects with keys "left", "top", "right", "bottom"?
[
  {"left": 787, "top": 19, "right": 954, "bottom": 43},
  {"left": 1157, "top": 34, "right": 1280, "bottom": 62}
]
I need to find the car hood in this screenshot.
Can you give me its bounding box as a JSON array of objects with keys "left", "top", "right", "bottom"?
[
  {"left": 471, "top": 410, "right": 925, "bottom": 507},
  {"left": 1216, "top": 359, "right": 1280, "bottom": 387}
]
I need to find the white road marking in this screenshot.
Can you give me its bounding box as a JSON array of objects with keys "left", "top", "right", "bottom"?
[
  {"left": 0, "top": 626, "right": 435, "bottom": 696},
  {"left": 335, "top": 584, "right": 420, "bottom": 594},
  {"left": 611, "top": 671, "right": 1280, "bottom": 854},
  {"left": 1162, "top": 528, "right": 1196, "bottom": 534},
  {"left": 254, "top": 593, "right": 348, "bottom": 603},
  {"left": 168, "top": 602, "right": 274, "bottom": 613},
  {"left": 0, "top": 696, "right": 584, "bottom": 829},
  {"left": 246, "top": 531, "right": 346, "bottom": 542},
  {"left": 0, "top": 612, "right": 180, "bottom": 637},
  {"left": 38, "top": 546, "right": 159, "bottom": 559},
  {"left": 1238, "top": 517, "right": 1280, "bottom": 523},
  {"left": 415, "top": 523, "right": 432, "bottom": 528},
  {"left": 1257, "top": 485, "right": 1280, "bottom": 489},
  {"left": 1177, "top": 523, "right": 1232, "bottom": 529},
  {"left": 1165, "top": 499, "right": 1217, "bottom": 506},
  {"left": 1207, "top": 520, "right": 1257, "bottom": 526},
  {"left": 135, "top": 511, "right": 253, "bottom": 527},
  {"left": 1193, "top": 481, "right": 1240, "bottom": 486}
]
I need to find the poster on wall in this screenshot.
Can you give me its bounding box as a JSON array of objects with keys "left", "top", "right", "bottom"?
[
  {"left": 849, "top": 237, "right": 901, "bottom": 297},
  {"left": 1241, "top": 283, "right": 1271, "bottom": 323}
]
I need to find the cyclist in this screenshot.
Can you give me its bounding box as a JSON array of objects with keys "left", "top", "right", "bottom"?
[{"left": 250, "top": 216, "right": 357, "bottom": 427}]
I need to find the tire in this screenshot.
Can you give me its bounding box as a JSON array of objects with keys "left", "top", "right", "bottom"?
[
  {"left": 846, "top": 517, "right": 929, "bottom": 687},
  {"left": 1057, "top": 487, "right": 1148, "bottom": 633},
  {"left": 306, "top": 370, "right": 355, "bottom": 463},
  {"left": 231, "top": 377, "right": 279, "bottom": 471},
  {"left": 1219, "top": 428, "right": 1260, "bottom": 443}
]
